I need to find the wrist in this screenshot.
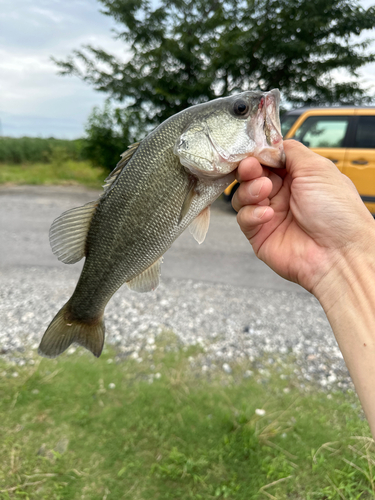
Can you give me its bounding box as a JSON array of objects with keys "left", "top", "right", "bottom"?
[
  {"left": 311, "top": 225, "right": 375, "bottom": 436},
  {"left": 312, "top": 226, "right": 375, "bottom": 314}
]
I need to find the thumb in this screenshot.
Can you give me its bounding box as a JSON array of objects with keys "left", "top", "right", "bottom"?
[{"left": 283, "top": 139, "right": 340, "bottom": 180}]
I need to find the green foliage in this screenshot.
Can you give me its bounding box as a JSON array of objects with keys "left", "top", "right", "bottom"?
[
  {"left": 0, "top": 345, "right": 374, "bottom": 499},
  {"left": 0, "top": 137, "right": 84, "bottom": 164},
  {"left": 82, "top": 101, "right": 147, "bottom": 171},
  {"left": 55, "top": 0, "right": 375, "bottom": 136}
]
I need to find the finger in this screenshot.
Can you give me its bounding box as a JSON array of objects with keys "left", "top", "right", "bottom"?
[
  {"left": 236, "top": 156, "right": 286, "bottom": 185},
  {"left": 267, "top": 170, "right": 284, "bottom": 200},
  {"left": 236, "top": 204, "right": 274, "bottom": 241},
  {"left": 236, "top": 157, "right": 266, "bottom": 182},
  {"left": 233, "top": 170, "right": 284, "bottom": 212},
  {"left": 269, "top": 166, "right": 288, "bottom": 180},
  {"left": 232, "top": 176, "right": 273, "bottom": 212}
]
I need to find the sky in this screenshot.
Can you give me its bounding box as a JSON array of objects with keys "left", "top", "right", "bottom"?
[
  {"left": 1, "top": 0, "right": 375, "bottom": 139},
  {"left": 0, "top": 0, "right": 127, "bottom": 138}
]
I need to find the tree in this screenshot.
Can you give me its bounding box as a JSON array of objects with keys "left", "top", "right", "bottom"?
[
  {"left": 55, "top": 0, "right": 375, "bottom": 134},
  {"left": 82, "top": 101, "right": 146, "bottom": 170}
]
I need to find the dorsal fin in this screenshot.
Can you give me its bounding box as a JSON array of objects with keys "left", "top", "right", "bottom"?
[
  {"left": 102, "top": 142, "right": 140, "bottom": 192},
  {"left": 49, "top": 200, "right": 98, "bottom": 264}
]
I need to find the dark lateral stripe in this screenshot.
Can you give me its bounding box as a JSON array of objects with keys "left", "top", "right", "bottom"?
[{"left": 361, "top": 195, "right": 375, "bottom": 203}]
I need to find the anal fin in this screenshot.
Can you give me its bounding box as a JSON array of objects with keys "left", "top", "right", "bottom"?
[
  {"left": 189, "top": 206, "right": 211, "bottom": 244},
  {"left": 126, "top": 257, "right": 163, "bottom": 293}
]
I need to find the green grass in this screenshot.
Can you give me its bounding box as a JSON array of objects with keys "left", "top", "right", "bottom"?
[
  {"left": 0, "top": 160, "right": 106, "bottom": 189},
  {"left": 0, "top": 337, "right": 373, "bottom": 500},
  {"left": 0, "top": 137, "right": 85, "bottom": 164}
]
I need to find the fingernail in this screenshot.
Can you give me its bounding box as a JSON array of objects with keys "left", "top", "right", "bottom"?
[
  {"left": 254, "top": 206, "right": 268, "bottom": 219},
  {"left": 249, "top": 179, "right": 264, "bottom": 197}
]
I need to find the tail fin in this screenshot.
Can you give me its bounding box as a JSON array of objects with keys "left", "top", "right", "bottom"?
[{"left": 38, "top": 302, "right": 105, "bottom": 358}]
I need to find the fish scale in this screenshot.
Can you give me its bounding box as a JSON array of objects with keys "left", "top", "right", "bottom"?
[{"left": 39, "top": 89, "right": 285, "bottom": 358}]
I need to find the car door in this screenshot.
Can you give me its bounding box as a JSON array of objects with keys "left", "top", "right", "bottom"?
[
  {"left": 343, "top": 112, "right": 375, "bottom": 214},
  {"left": 288, "top": 114, "right": 352, "bottom": 172}
]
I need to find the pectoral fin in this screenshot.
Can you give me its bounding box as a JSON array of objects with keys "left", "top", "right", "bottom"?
[
  {"left": 179, "top": 176, "right": 199, "bottom": 223},
  {"left": 189, "top": 206, "right": 211, "bottom": 244},
  {"left": 126, "top": 258, "right": 163, "bottom": 293}
]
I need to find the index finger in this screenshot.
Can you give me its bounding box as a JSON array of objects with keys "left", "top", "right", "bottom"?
[
  {"left": 236, "top": 157, "right": 267, "bottom": 182},
  {"left": 236, "top": 156, "right": 287, "bottom": 183}
]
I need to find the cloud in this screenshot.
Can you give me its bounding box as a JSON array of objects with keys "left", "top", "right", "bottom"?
[{"left": 0, "top": 0, "right": 128, "bottom": 138}]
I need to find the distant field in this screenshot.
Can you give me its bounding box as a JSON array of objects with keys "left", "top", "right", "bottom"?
[
  {"left": 0, "top": 336, "right": 373, "bottom": 500},
  {"left": 0, "top": 136, "right": 107, "bottom": 188},
  {"left": 0, "top": 160, "right": 106, "bottom": 189},
  {"left": 0, "top": 137, "right": 84, "bottom": 164}
]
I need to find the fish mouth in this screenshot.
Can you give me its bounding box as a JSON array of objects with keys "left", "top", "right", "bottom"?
[{"left": 250, "top": 90, "right": 285, "bottom": 169}]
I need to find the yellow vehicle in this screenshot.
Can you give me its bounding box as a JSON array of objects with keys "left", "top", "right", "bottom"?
[{"left": 223, "top": 107, "right": 375, "bottom": 215}]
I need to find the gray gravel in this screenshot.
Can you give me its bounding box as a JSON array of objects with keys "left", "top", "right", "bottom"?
[
  {"left": 0, "top": 186, "right": 352, "bottom": 391},
  {"left": 0, "top": 265, "right": 351, "bottom": 391}
]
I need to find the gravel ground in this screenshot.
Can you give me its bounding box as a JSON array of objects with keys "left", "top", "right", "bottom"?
[{"left": 0, "top": 266, "right": 351, "bottom": 391}]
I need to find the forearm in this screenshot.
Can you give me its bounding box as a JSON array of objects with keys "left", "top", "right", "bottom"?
[{"left": 314, "top": 238, "right": 375, "bottom": 436}]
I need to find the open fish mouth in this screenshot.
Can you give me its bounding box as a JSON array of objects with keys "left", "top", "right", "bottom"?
[
  {"left": 175, "top": 88, "right": 285, "bottom": 180},
  {"left": 251, "top": 90, "right": 285, "bottom": 169}
]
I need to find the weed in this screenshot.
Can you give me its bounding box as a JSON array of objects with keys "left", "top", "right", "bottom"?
[
  {"left": 0, "top": 346, "right": 373, "bottom": 499},
  {"left": 0, "top": 160, "right": 106, "bottom": 188}
]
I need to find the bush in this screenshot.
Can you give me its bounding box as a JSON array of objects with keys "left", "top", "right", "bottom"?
[{"left": 83, "top": 101, "right": 147, "bottom": 172}]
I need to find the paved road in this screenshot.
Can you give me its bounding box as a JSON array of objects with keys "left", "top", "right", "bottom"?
[{"left": 0, "top": 185, "right": 304, "bottom": 293}]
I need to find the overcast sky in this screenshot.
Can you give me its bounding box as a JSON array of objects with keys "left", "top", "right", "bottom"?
[
  {"left": 0, "top": 0, "right": 127, "bottom": 138},
  {"left": 1, "top": 0, "right": 375, "bottom": 139}
]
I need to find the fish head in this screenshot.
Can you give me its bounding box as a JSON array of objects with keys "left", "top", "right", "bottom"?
[{"left": 174, "top": 89, "right": 285, "bottom": 178}]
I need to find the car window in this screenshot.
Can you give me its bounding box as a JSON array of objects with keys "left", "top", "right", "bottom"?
[
  {"left": 280, "top": 114, "right": 300, "bottom": 137},
  {"left": 354, "top": 116, "right": 375, "bottom": 148},
  {"left": 292, "top": 116, "right": 350, "bottom": 148}
]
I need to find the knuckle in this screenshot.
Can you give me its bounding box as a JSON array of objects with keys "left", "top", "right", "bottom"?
[
  {"left": 236, "top": 207, "right": 247, "bottom": 228},
  {"left": 236, "top": 206, "right": 255, "bottom": 231},
  {"left": 235, "top": 183, "right": 246, "bottom": 204},
  {"left": 231, "top": 191, "right": 240, "bottom": 211}
]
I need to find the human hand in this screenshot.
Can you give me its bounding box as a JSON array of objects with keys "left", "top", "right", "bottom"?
[{"left": 232, "top": 140, "right": 374, "bottom": 296}]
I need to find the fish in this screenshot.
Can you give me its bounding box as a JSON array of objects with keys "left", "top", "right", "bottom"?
[{"left": 38, "top": 89, "right": 285, "bottom": 359}]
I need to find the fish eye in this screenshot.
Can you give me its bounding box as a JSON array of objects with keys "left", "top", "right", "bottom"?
[{"left": 233, "top": 100, "right": 249, "bottom": 116}]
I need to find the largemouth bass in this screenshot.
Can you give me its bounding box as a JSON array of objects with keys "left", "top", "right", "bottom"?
[{"left": 38, "top": 89, "right": 285, "bottom": 358}]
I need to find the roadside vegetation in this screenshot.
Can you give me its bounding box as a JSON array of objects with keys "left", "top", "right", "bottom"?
[
  {"left": 0, "top": 137, "right": 107, "bottom": 189},
  {"left": 0, "top": 335, "right": 373, "bottom": 500},
  {"left": 0, "top": 137, "right": 84, "bottom": 164},
  {"left": 0, "top": 160, "right": 106, "bottom": 189}
]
